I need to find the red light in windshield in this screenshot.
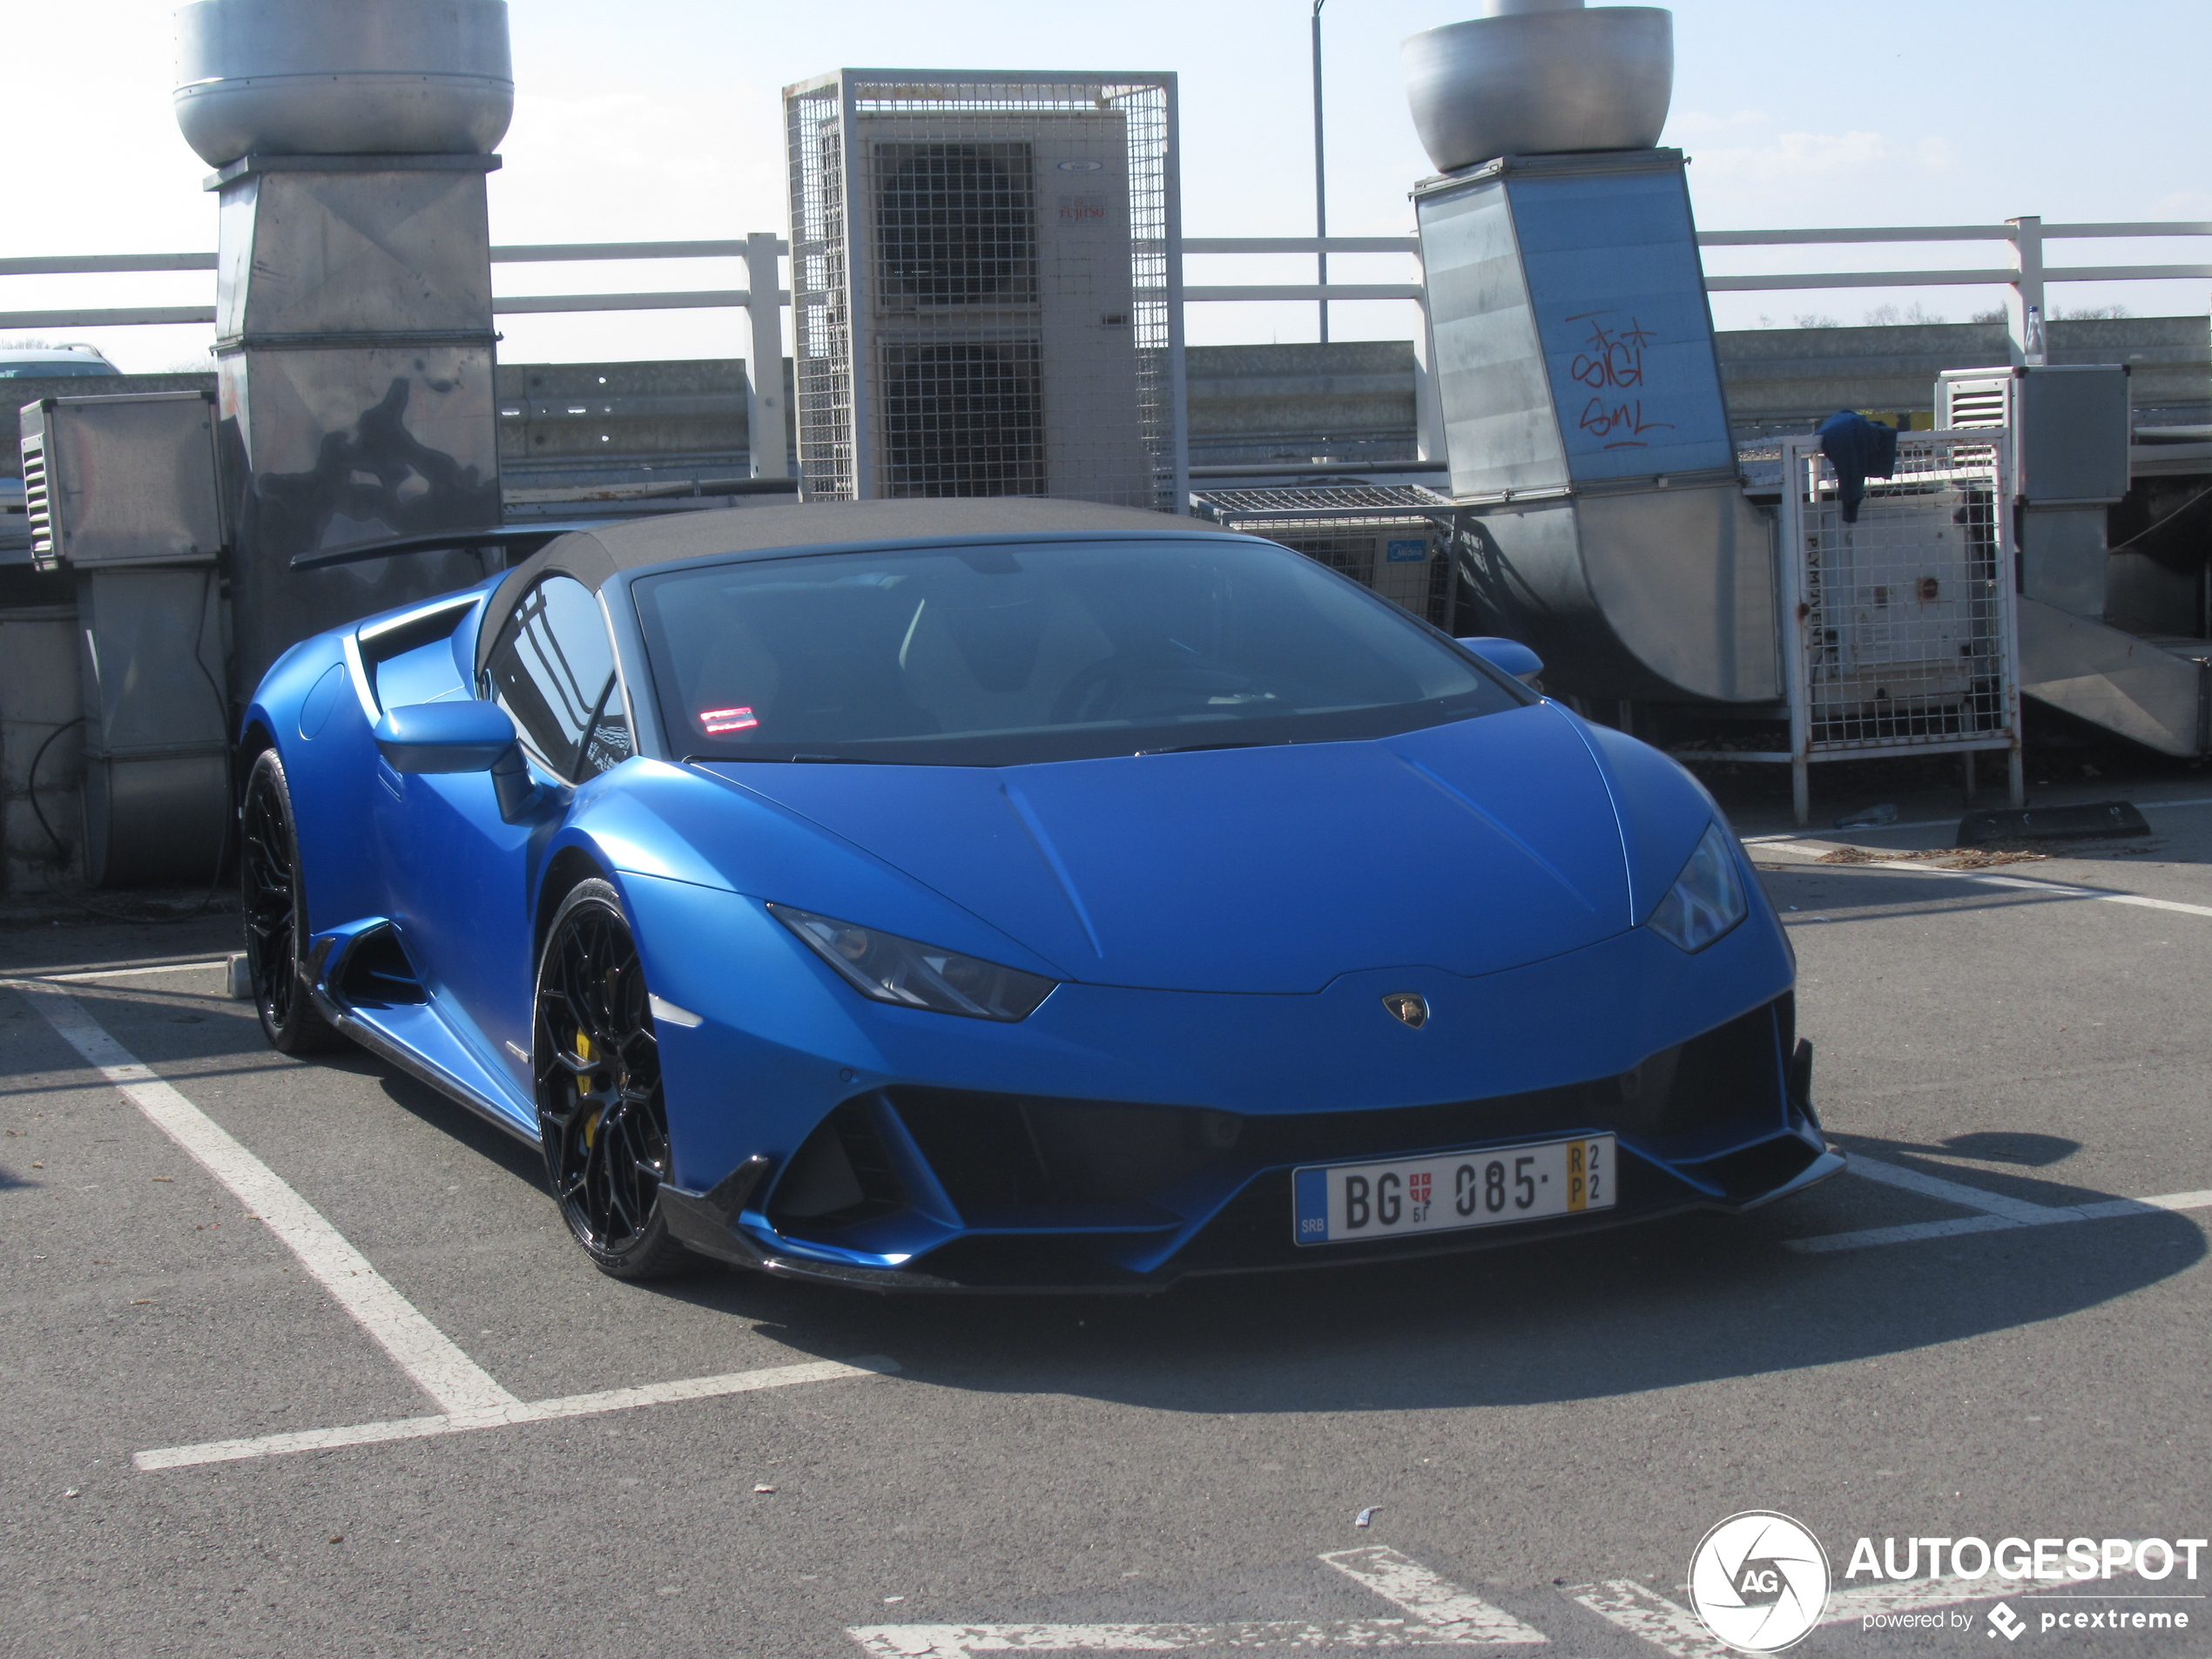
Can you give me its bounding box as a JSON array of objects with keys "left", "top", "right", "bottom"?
[{"left": 698, "top": 706, "right": 758, "bottom": 733}]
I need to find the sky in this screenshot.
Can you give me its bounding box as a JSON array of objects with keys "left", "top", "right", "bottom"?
[{"left": 8, "top": 0, "right": 2209, "bottom": 371}]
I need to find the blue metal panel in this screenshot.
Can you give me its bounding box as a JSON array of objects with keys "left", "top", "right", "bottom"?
[{"left": 1509, "top": 165, "right": 1735, "bottom": 482}]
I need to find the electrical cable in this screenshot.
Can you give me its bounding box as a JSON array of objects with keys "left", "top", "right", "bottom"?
[
  {"left": 2104, "top": 482, "right": 2212, "bottom": 556},
  {"left": 24, "top": 569, "right": 234, "bottom": 925}
]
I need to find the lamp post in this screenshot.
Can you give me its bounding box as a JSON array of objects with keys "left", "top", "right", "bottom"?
[{"left": 1312, "top": 0, "right": 1328, "bottom": 345}]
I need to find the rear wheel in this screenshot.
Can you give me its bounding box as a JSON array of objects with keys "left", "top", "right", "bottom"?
[
  {"left": 534, "top": 879, "right": 691, "bottom": 1279},
  {"left": 239, "top": 750, "right": 344, "bottom": 1055}
]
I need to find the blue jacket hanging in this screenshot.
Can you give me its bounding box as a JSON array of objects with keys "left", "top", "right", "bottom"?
[{"left": 1817, "top": 410, "right": 1898, "bottom": 523}]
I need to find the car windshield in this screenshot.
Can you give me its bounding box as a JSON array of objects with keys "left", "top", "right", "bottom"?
[{"left": 631, "top": 536, "right": 1527, "bottom": 766}]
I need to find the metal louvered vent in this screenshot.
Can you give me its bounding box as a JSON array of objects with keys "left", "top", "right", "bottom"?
[
  {"left": 1936, "top": 372, "right": 2013, "bottom": 430},
  {"left": 20, "top": 433, "right": 55, "bottom": 567}
]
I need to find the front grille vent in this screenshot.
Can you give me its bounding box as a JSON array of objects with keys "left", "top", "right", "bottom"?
[{"left": 768, "top": 1100, "right": 907, "bottom": 1236}]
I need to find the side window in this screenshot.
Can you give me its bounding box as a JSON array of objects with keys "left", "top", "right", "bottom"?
[
  {"left": 577, "top": 682, "right": 634, "bottom": 778},
  {"left": 483, "top": 576, "right": 617, "bottom": 779}
]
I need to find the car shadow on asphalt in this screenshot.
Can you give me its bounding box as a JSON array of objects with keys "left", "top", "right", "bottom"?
[
  {"left": 626, "top": 1170, "right": 2203, "bottom": 1413},
  {"left": 364, "top": 1063, "right": 551, "bottom": 1189},
  {"left": 87, "top": 970, "right": 2193, "bottom": 1417}
]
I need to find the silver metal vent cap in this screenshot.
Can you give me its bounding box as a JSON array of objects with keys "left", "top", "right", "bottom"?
[
  {"left": 1403, "top": 3, "right": 1672, "bottom": 173},
  {"left": 173, "top": 0, "right": 512, "bottom": 165}
]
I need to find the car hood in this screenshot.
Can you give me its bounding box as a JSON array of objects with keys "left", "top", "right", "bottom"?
[{"left": 693, "top": 702, "right": 1636, "bottom": 994}]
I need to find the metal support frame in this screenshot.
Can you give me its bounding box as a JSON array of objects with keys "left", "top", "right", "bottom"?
[
  {"left": 1163, "top": 87, "right": 1192, "bottom": 512},
  {"left": 1310, "top": 0, "right": 1329, "bottom": 346},
  {"left": 742, "top": 231, "right": 788, "bottom": 481},
  {"left": 2007, "top": 215, "right": 2046, "bottom": 368}
]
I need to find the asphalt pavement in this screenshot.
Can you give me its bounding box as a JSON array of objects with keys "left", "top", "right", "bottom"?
[{"left": 2, "top": 765, "right": 2207, "bottom": 1659}]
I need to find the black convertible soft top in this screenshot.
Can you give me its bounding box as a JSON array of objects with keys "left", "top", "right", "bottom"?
[{"left": 476, "top": 498, "right": 1236, "bottom": 678}]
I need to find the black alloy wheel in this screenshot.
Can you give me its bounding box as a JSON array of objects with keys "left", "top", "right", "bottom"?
[
  {"left": 239, "top": 750, "right": 344, "bottom": 1055},
  {"left": 534, "top": 879, "right": 691, "bottom": 1279}
]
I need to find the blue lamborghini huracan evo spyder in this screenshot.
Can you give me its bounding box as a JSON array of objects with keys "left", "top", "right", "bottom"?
[{"left": 239, "top": 497, "right": 1841, "bottom": 1290}]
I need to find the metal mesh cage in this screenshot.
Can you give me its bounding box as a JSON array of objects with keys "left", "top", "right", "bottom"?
[
  {"left": 786, "top": 71, "right": 1184, "bottom": 511},
  {"left": 1192, "top": 485, "right": 1461, "bottom": 628},
  {"left": 1780, "top": 428, "right": 2020, "bottom": 758}
]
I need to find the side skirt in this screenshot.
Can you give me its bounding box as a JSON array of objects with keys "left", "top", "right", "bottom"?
[{"left": 307, "top": 982, "right": 543, "bottom": 1150}]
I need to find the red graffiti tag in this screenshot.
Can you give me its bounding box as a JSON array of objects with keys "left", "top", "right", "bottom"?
[
  {"left": 1578, "top": 397, "right": 1676, "bottom": 448},
  {"left": 1568, "top": 314, "right": 1658, "bottom": 390}
]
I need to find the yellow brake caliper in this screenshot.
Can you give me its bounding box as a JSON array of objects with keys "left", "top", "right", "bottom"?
[{"left": 576, "top": 1030, "right": 602, "bottom": 1146}]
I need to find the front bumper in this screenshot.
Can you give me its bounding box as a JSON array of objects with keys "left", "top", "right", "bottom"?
[
  {"left": 622, "top": 867, "right": 1821, "bottom": 1293},
  {"left": 658, "top": 992, "right": 1840, "bottom": 1294}
]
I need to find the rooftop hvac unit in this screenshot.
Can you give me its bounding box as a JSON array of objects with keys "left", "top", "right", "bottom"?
[
  {"left": 785, "top": 71, "right": 1185, "bottom": 509},
  {"left": 16, "top": 391, "right": 231, "bottom": 887},
  {"left": 1936, "top": 364, "right": 2131, "bottom": 506},
  {"left": 20, "top": 392, "right": 224, "bottom": 572},
  {"left": 1190, "top": 485, "right": 1463, "bottom": 630}
]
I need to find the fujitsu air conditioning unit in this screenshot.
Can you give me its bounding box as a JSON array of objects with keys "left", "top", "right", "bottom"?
[{"left": 786, "top": 71, "right": 1184, "bottom": 509}]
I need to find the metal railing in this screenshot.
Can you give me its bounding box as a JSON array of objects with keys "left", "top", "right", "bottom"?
[
  {"left": 9, "top": 219, "right": 2205, "bottom": 331},
  {"left": 6, "top": 218, "right": 2205, "bottom": 476}
]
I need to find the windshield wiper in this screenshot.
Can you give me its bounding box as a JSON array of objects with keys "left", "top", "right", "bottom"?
[
  {"left": 1134, "top": 739, "right": 1283, "bottom": 756},
  {"left": 688, "top": 752, "right": 887, "bottom": 765}
]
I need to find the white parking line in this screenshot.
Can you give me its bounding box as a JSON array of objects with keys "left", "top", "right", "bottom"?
[
  {"left": 1571, "top": 1574, "right": 2078, "bottom": 1655},
  {"left": 33, "top": 959, "right": 229, "bottom": 983},
  {"left": 1750, "top": 840, "right": 2212, "bottom": 919},
  {"left": 6, "top": 977, "right": 900, "bottom": 1472},
  {"left": 7, "top": 978, "right": 518, "bottom": 1416},
  {"left": 846, "top": 1548, "right": 1544, "bottom": 1656},
  {"left": 1568, "top": 1580, "right": 1728, "bottom": 1659},
  {"left": 1324, "top": 1548, "right": 1548, "bottom": 1645},
  {"left": 135, "top": 1357, "right": 899, "bottom": 1471},
  {"left": 1784, "top": 1153, "right": 2212, "bottom": 1254}
]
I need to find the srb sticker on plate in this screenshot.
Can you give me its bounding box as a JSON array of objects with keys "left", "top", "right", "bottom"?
[{"left": 1292, "top": 1134, "right": 1614, "bottom": 1245}]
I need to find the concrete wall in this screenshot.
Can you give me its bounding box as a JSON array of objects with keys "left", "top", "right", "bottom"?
[
  {"left": 1184, "top": 341, "right": 1418, "bottom": 466},
  {"left": 1716, "top": 316, "right": 2211, "bottom": 438},
  {"left": 6, "top": 319, "right": 2203, "bottom": 489}
]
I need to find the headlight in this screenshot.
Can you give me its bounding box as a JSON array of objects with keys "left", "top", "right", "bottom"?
[
  {"left": 1646, "top": 822, "right": 1749, "bottom": 953},
  {"left": 767, "top": 903, "right": 1058, "bottom": 1022}
]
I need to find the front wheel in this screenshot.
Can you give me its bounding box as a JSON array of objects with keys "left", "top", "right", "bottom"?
[
  {"left": 238, "top": 749, "right": 345, "bottom": 1055},
  {"left": 534, "top": 879, "right": 691, "bottom": 1279}
]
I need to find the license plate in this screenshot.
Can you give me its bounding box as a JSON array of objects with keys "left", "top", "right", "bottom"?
[{"left": 1292, "top": 1134, "right": 1615, "bottom": 1245}]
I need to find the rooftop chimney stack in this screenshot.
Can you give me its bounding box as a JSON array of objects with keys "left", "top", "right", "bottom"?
[
  {"left": 1398, "top": 6, "right": 1779, "bottom": 710},
  {"left": 174, "top": 0, "right": 513, "bottom": 700},
  {"left": 1402, "top": 0, "right": 1673, "bottom": 173}
]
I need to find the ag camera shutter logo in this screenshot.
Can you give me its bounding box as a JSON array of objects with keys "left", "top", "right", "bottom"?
[{"left": 1689, "top": 1511, "right": 1832, "bottom": 1652}]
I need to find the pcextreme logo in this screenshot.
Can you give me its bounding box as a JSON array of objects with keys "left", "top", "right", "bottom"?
[{"left": 1689, "top": 1511, "right": 1832, "bottom": 1653}]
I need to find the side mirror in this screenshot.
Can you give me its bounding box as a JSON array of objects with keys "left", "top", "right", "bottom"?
[
  {"left": 374, "top": 701, "right": 518, "bottom": 773},
  {"left": 1456, "top": 636, "right": 1545, "bottom": 685}
]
